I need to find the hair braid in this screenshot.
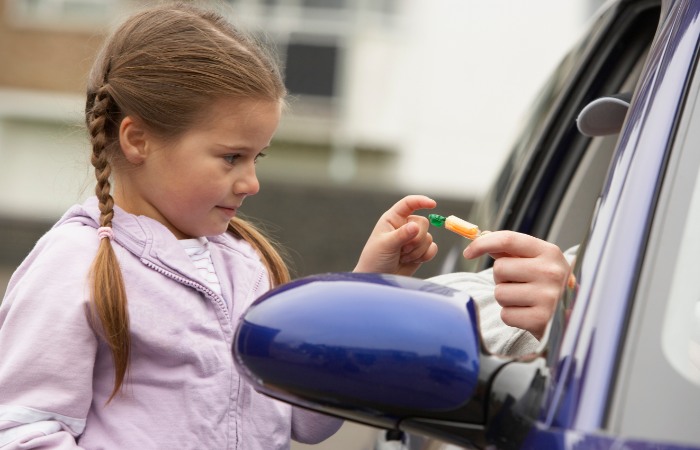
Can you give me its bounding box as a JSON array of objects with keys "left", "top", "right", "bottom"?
[
  {"left": 87, "top": 84, "right": 131, "bottom": 403},
  {"left": 89, "top": 85, "right": 116, "bottom": 226}
]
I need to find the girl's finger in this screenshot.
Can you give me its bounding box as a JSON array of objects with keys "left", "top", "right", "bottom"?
[{"left": 385, "top": 195, "right": 436, "bottom": 223}]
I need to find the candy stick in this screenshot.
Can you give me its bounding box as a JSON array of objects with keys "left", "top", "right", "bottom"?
[{"left": 428, "top": 214, "right": 482, "bottom": 240}]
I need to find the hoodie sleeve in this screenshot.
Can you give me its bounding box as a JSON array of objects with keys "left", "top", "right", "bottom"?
[
  {"left": 0, "top": 226, "right": 98, "bottom": 449},
  {"left": 290, "top": 407, "right": 343, "bottom": 444}
]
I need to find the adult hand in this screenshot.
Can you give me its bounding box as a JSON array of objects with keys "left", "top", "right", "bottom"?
[
  {"left": 354, "top": 195, "right": 438, "bottom": 276},
  {"left": 463, "top": 231, "right": 570, "bottom": 340}
]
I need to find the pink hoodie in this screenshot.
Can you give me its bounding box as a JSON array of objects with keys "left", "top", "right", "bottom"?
[{"left": 0, "top": 197, "right": 342, "bottom": 449}]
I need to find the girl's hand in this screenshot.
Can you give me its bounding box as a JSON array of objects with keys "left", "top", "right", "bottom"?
[
  {"left": 463, "top": 231, "right": 571, "bottom": 340},
  {"left": 354, "top": 195, "right": 438, "bottom": 276}
]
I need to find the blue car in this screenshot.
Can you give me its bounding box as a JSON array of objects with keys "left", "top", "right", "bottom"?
[{"left": 233, "top": 0, "right": 700, "bottom": 448}]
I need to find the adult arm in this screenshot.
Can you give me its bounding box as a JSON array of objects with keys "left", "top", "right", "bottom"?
[
  {"left": 430, "top": 236, "right": 577, "bottom": 356},
  {"left": 463, "top": 231, "right": 572, "bottom": 340}
]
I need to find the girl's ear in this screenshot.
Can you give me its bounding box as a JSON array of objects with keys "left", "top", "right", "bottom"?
[{"left": 119, "top": 116, "right": 148, "bottom": 164}]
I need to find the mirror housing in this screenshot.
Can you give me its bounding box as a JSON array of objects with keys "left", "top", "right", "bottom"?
[{"left": 234, "top": 273, "right": 486, "bottom": 430}]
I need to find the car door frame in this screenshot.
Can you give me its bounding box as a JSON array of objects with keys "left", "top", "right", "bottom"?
[{"left": 544, "top": 0, "right": 700, "bottom": 439}]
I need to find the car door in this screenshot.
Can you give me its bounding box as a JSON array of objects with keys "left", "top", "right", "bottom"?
[
  {"left": 422, "top": 0, "right": 700, "bottom": 447},
  {"left": 542, "top": 0, "right": 700, "bottom": 445},
  {"left": 459, "top": 0, "right": 661, "bottom": 274}
]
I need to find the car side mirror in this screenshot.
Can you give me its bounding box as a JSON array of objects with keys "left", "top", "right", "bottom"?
[{"left": 233, "top": 273, "right": 488, "bottom": 431}]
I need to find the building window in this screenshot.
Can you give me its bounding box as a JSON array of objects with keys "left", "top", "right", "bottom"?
[
  {"left": 284, "top": 40, "right": 339, "bottom": 98},
  {"left": 301, "top": 0, "right": 345, "bottom": 10},
  {"left": 226, "top": 0, "right": 398, "bottom": 110}
]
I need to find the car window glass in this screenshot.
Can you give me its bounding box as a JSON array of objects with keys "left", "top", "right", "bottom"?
[
  {"left": 530, "top": 6, "right": 659, "bottom": 245},
  {"left": 545, "top": 46, "right": 649, "bottom": 251},
  {"left": 610, "top": 43, "right": 700, "bottom": 445},
  {"left": 485, "top": 47, "right": 579, "bottom": 219},
  {"left": 658, "top": 65, "right": 700, "bottom": 385},
  {"left": 458, "top": 49, "right": 580, "bottom": 275},
  {"left": 661, "top": 155, "right": 700, "bottom": 385},
  {"left": 461, "top": 5, "right": 658, "bottom": 275},
  {"left": 459, "top": 23, "right": 602, "bottom": 275}
]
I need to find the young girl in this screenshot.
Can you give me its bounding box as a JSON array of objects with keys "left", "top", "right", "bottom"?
[{"left": 0, "top": 3, "right": 438, "bottom": 449}]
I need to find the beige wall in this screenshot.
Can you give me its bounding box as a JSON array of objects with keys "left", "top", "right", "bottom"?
[{"left": 0, "top": 1, "right": 103, "bottom": 93}]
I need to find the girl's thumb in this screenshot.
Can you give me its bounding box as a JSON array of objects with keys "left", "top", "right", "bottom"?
[{"left": 394, "top": 222, "right": 420, "bottom": 246}]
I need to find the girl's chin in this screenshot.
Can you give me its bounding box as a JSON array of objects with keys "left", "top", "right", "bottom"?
[
  {"left": 185, "top": 223, "right": 231, "bottom": 238},
  {"left": 208, "top": 224, "right": 232, "bottom": 237}
]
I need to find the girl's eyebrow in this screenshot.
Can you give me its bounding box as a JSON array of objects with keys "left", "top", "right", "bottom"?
[{"left": 216, "top": 143, "right": 272, "bottom": 152}]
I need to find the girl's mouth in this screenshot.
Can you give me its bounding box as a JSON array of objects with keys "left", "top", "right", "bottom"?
[{"left": 218, "top": 206, "right": 238, "bottom": 218}]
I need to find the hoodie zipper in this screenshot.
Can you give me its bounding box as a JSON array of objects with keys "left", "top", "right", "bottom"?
[
  {"left": 142, "top": 259, "right": 231, "bottom": 322},
  {"left": 252, "top": 270, "right": 265, "bottom": 297}
]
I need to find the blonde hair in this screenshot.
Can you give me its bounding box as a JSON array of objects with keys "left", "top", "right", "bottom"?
[{"left": 84, "top": 2, "right": 289, "bottom": 401}]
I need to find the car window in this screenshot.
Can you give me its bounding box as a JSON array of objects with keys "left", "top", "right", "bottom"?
[
  {"left": 460, "top": 3, "right": 660, "bottom": 274},
  {"left": 661, "top": 142, "right": 700, "bottom": 386},
  {"left": 471, "top": 47, "right": 581, "bottom": 234},
  {"left": 529, "top": 5, "right": 659, "bottom": 249},
  {"left": 545, "top": 46, "right": 649, "bottom": 250},
  {"left": 460, "top": 42, "right": 590, "bottom": 275}
]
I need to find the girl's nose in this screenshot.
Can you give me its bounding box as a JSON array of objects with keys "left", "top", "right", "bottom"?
[{"left": 234, "top": 163, "right": 260, "bottom": 197}]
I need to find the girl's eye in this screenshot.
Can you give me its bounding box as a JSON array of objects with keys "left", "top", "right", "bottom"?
[
  {"left": 223, "top": 152, "right": 266, "bottom": 165},
  {"left": 223, "top": 154, "right": 241, "bottom": 165}
]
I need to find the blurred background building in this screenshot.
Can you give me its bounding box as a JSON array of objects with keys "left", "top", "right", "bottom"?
[{"left": 0, "top": 0, "right": 601, "bottom": 447}]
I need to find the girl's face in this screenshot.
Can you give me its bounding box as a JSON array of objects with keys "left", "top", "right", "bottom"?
[{"left": 114, "top": 98, "right": 281, "bottom": 239}]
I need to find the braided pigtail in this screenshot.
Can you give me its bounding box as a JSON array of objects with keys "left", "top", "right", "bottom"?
[
  {"left": 86, "top": 84, "right": 131, "bottom": 403},
  {"left": 228, "top": 218, "right": 290, "bottom": 287}
]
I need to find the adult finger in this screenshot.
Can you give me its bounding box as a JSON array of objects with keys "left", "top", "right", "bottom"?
[
  {"left": 464, "top": 230, "right": 553, "bottom": 260},
  {"left": 500, "top": 305, "right": 552, "bottom": 338},
  {"left": 494, "top": 282, "right": 554, "bottom": 308},
  {"left": 492, "top": 256, "right": 540, "bottom": 284}
]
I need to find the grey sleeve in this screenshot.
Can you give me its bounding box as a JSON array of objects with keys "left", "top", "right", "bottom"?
[{"left": 429, "top": 270, "right": 540, "bottom": 356}]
